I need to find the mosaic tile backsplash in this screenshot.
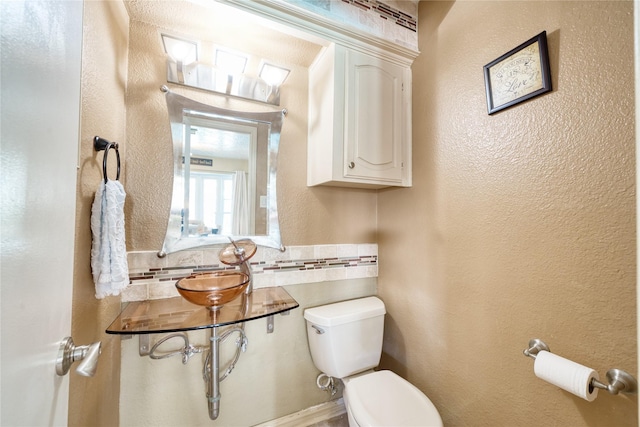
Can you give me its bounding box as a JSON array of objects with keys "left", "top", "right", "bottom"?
[
  {"left": 342, "top": 0, "right": 416, "bottom": 32},
  {"left": 284, "top": 0, "right": 418, "bottom": 50},
  {"left": 124, "top": 244, "right": 378, "bottom": 302}
]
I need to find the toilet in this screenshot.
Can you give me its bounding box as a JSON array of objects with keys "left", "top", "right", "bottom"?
[{"left": 304, "top": 296, "right": 443, "bottom": 427}]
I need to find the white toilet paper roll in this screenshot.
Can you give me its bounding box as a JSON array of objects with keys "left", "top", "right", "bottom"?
[{"left": 533, "top": 350, "right": 599, "bottom": 401}]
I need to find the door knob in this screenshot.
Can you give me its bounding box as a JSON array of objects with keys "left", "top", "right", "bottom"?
[{"left": 55, "top": 337, "right": 102, "bottom": 377}]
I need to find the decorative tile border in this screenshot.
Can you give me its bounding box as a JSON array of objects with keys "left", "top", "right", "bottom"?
[
  {"left": 286, "top": 0, "right": 418, "bottom": 50},
  {"left": 343, "top": 0, "right": 417, "bottom": 32},
  {"left": 123, "top": 244, "right": 378, "bottom": 302}
]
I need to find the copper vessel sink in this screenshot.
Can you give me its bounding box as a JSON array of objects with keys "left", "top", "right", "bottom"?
[{"left": 175, "top": 271, "right": 250, "bottom": 311}]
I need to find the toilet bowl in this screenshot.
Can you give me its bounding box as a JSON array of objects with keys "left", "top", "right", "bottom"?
[
  {"left": 343, "top": 370, "right": 442, "bottom": 426},
  {"left": 304, "top": 297, "right": 443, "bottom": 427}
]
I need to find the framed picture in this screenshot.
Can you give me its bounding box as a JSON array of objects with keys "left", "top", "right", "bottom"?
[{"left": 483, "top": 31, "right": 552, "bottom": 115}]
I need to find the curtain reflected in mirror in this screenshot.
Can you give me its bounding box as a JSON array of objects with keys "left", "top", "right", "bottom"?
[{"left": 160, "top": 88, "right": 285, "bottom": 255}]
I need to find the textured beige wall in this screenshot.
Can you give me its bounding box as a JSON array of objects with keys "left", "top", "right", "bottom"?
[
  {"left": 378, "top": 1, "right": 637, "bottom": 426},
  {"left": 70, "top": 1, "right": 129, "bottom": 426}
]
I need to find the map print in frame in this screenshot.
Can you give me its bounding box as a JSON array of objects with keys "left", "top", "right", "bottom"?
[{"left": 483, "top": 31, "right": 552, "bottom": 115}]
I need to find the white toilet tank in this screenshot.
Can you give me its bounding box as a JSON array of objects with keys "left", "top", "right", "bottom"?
[{"left": 304, "top": 296, "right": 386, "bottom": 378}]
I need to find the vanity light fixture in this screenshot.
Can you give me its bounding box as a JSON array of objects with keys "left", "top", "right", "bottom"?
[
  {"left": 161, "top": 34, "right": 198, "bottom": 84},
  {"left": 258, "top": 61, "right": 290, "bottom": 87},
  {"left": 214, "top": 48, "right": 248, "bottom": 75},
  {"left": 160, "top": 34, "right": 287, "bottom": 106}
]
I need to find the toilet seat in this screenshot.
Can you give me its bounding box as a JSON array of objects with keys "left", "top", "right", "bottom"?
[{"left": 344, "top": 370, "right": 443, "bottom": 427}]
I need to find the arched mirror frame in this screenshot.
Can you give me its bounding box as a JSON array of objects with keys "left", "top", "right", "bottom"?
[{"left": 159, "top": 87, "right": 286, "bottom": 256}]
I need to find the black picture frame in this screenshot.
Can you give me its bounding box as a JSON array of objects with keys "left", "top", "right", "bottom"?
[{"left": 483, "top": 31, "right": 552, "bottom": 115}]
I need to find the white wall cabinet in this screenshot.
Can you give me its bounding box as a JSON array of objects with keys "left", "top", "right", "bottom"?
[{"left": 307, "top": 43, "right": 412, "bottom": 189}]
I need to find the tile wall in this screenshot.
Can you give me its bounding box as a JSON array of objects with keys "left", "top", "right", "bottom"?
[
  {"left": 123, "top": 244, "right": 378, "bottom": 302},
  {"left": 284, "top": 0, "right": 418, "bottom": 50}
]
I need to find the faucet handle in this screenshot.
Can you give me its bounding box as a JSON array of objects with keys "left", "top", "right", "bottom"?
[{"left": 219, "top": 238, "right": 257, "bottom": 265}]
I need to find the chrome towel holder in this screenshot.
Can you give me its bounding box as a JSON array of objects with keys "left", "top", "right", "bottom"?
[
  {"left": 523, "top": 338, "right": 637, "bottom": 396},
  {"left": 94, "top": 136, "right": 120, "bottom": 183}
]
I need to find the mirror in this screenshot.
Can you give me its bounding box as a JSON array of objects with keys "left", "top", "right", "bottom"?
[{"left": 159, "top": 88, "right": 286, "bottom": 255}]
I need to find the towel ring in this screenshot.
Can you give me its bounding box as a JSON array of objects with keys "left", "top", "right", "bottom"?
[{"left": 94, "top": 136, "right": 121, "bottom": 184}]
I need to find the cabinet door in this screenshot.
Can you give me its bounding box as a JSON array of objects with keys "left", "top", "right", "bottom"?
[{"left": 344, "top": 49, "right": 405, "bottom": 184}]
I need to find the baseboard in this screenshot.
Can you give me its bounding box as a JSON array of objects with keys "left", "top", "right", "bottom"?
[{"left": 253, "top": 398, "right": 346, "bottom": 427}]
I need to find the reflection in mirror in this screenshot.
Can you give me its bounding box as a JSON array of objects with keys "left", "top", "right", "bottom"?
[{"left": 160, "top": 87, "right": 286, "bottom": 255}]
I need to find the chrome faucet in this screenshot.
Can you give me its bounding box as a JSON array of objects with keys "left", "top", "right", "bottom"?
[{"left": 223, "top": 237, "right": 256, "bottom": 294}]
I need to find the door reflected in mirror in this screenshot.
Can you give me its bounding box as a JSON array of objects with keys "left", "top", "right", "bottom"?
[{"left": 160, "top": 89, "right": 285, "bottom": 255}]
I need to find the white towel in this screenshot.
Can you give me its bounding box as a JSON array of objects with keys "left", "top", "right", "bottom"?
[{"left": 90, "top": 179, "right": 129, "bottom": 299}]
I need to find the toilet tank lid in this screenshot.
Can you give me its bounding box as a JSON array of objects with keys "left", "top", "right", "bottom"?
[{"left": 304, "top": 297, "right": 386, "bottom": 327}]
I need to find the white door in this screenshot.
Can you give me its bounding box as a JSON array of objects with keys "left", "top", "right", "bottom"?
[{"left": 1, "top": 1, "right": 83, "bottom": 425}]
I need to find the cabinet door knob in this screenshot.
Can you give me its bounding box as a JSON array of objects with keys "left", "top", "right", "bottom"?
[{"left": 348, "top": 161, "right": 355, "bottom": 169}]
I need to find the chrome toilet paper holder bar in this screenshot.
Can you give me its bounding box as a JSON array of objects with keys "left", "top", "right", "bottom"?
[{"left": 523, "top": 338, "right": 638, "bottom": 395}]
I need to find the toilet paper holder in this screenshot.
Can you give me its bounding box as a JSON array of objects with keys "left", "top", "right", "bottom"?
[{"left": 523, "top": 338, "right": 637, "bottom": 396}]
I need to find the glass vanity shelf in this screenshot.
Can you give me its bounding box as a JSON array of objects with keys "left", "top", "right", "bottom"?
[{"left": 106, "top": 286, "right": 299, "bottom": 335}]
